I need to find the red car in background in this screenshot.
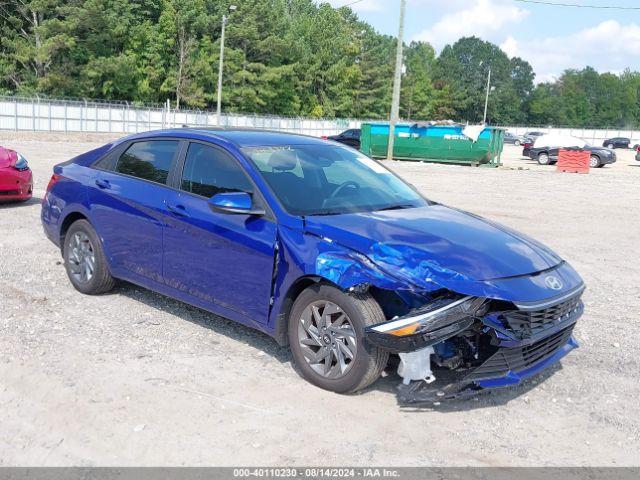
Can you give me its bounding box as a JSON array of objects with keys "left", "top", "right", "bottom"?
[{"left": 0, "top": 146, "right": 33, "bottom": 202}]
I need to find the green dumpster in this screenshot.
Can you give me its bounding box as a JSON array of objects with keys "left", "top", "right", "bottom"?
[{"left": 359, "top": 122, "right": 504, "bottom": 167}]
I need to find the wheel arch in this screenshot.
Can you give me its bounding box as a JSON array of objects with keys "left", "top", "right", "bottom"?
[
  {"left": 272, "top": 275, "right": 343, "bottom": 346},
  {"left": 59, "top": 211, "right": 90, "bottom": 250}
]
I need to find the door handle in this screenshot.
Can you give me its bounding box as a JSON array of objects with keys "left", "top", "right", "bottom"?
[
  {"left": 166, "top": 203, "right": 190, "bottom": 217},
  {"left": 95, "top": 179, "right": 111, "bottom": 189}
]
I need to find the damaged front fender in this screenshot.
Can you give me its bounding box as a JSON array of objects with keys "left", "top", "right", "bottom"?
[
  {"left": 267, "top": 225, "right": 419, "bottom": 342},
  {"left": 315, "top": 250, "right": 402, "bottom": 291}
]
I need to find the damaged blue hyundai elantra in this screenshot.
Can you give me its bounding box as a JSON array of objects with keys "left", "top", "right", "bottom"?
[{"left": 41, "top": 129, "right": 585, "bottom": 401}]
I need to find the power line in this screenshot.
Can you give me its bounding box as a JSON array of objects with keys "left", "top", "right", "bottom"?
[
  {"left": 337, "top": 0, "right": 365, "bottom": 8},
  {"left": 514, "top": 0, "right": 640, "bottom": 9}
]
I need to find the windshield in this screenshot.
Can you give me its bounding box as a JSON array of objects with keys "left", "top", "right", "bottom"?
[{"left": 242, "top": 144, "right": 427, "bottom": 216}]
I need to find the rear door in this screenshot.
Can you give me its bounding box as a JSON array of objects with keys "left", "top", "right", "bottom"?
[
  {"left": 162, "top": 141, "right": 276, "bottom": 324},
  {"left": 89, "top": 139, "right": 181, "bottom": 284}
]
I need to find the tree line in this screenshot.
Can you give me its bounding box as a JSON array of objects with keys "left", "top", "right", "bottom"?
[{"left": 1, "top": 0, "right": 639, "bottom": 128}]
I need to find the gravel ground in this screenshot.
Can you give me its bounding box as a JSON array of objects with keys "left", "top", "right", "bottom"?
[{"left": 1, "top": 132, "right": 639, "bottom": 466}]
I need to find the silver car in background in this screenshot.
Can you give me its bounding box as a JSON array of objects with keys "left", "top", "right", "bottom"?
[{"left": 504, "top": 131, "right": 530, "bottom": 146}]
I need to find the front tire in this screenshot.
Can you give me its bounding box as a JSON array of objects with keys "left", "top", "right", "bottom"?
[
  {"left": 590, "top": 155, "right": 601, "bottom": 168},
  {"left": 607, "top": 144, "right": 614, "bottom": 149},
  {"left": 514, "top": 140, "right": 521, "bottom": 146},
  {"left": 288, "top": 284, "right": 389, "bottom": 393},
  {"left": 63, "top": 219, "right": 116, "bottom": 295}
]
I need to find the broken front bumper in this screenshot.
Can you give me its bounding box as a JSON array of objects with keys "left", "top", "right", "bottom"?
[
  {"left": 397, "top": 325, "right": 579, "bottom": 404},
  {"left": 366, "top": 289, "right": 585, "bottom": 403}
]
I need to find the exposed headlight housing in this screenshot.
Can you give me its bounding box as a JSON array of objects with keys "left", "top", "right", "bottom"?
[
  {"left": 365, "top": 296, "right": 486, "bottom": 353},
  {"left": 13, "top": 153, "right": 29, "bottom": 171}
]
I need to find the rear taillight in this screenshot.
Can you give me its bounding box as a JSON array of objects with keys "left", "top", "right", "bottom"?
[
  {"left": 321, "top": 136, "right": 328, "bottom": 140},
  {"left": 46, "top": 174, "right": 61, "bottom": 192}
]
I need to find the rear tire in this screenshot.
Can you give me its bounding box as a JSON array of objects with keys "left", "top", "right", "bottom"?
[
  {"left": 537, "top": 152, "right": 550, "bottom": 165},
  {"left": 607, "top": 143, "right": 614, "bottom": 149},
  {"left": 514, "top": 140, "right": 521, "bottom": 146},
  {"left": 288, "top": 284, "right": 389, "bottom": 393},
  {"left": 63, "top": 219, "right": 116, "bottom": 295}
]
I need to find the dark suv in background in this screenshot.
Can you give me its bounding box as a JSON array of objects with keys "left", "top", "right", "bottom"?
[
  {"left": 529, "top": 144, "right": 616, "bottom": 168},
  {"left": 325, "top": 129, "right": 361, "bottom": 149},
  {"left": 602, "top": 137, "right": 630, "bottom": 149}
]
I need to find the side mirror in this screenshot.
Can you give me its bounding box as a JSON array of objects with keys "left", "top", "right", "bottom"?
[{"left": 208, "top": 191, "right": 265, "bottom": 216}]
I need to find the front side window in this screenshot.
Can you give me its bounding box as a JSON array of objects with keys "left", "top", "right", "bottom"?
[
  {"left": 180, "top": 143, "right": 253, "bottom": 198},
  {"left": 243, "top": 144, "right": 426, "bottom": 216},
  {"left": 115, "top": 140, "right": 178, "bottom": 184}
]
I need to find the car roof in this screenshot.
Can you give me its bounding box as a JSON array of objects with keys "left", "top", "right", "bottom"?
[{"left": 129, "top": 127, "right": 330, "bottom": 148}]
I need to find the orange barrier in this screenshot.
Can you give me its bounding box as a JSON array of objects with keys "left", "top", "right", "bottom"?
[{"left": 557, "top": 149, "right": 590, "bottom": 174}]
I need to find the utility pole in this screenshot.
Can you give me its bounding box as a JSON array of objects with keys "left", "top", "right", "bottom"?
[
  {"left": 483, "top": 67, "right": 491, "bottom": 124},
  {"left": 216, "top": 5, "right": 237, "bottom": 124},
  {"left": 386, "top": 0, "right": 406, "bottom": 161}
]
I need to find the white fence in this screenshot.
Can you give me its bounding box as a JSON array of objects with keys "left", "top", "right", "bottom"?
[
  {"left": 2, "top": 95, "right": 639, "bottom": 144},
  {"left": 502, "top": 126, "right": 640, "bottom": 145},
  {"left": 0, "top": 95, "right": 362, "bottom": 137}
]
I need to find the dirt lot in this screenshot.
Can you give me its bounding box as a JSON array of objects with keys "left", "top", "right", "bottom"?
[{"left": 1, "top": 132, "right": 639, "bottom": 466}]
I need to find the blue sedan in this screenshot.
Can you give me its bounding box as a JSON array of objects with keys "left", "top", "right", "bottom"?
[{"left": 41, "top": 128, "right": 585, "bottom": 400}]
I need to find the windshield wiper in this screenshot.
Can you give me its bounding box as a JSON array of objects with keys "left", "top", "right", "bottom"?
[
  {"left": 376, "top": 204, "right": 415, "bottom": 212},
  {"left": 309, "top": 210, "right": 342, "bottom": 216}
]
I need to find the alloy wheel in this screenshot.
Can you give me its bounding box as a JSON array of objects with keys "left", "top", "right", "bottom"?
[
  {"left": 68, "top": 231, "right": 96, "bottom": 284},
  {"left": 297, "top": 300, "right": 357, "bottom": 379},
  {"left": 589, "top": 156, "right": 600, "bottom": 168}
]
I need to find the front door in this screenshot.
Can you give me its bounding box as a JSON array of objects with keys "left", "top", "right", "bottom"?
[{"left": 162, "top": 141, "right": 276, "bottom": 324}]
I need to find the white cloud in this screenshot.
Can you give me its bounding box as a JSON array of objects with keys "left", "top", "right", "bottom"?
[
  {"left": 411, "top": 0, "right": 529, "bottom": 51},
  {"left": 325, "top": 0, "right": 640, "bottom": 82},
  {"left": 500, "top": 35, "right": 518, "bottom": 58},
  {"left": 516, "top": 20, "right": 640, "bottom": 82}
]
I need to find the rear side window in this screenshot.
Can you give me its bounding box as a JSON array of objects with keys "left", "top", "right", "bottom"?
[
  {"left": 115, "top": 140, "right": 179, "bottom": 184},
  {"left": 180, "top": 143, "right": 253, "bottom": 198}
]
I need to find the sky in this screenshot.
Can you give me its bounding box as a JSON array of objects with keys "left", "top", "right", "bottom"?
[{"left": 325, "top": 0, "right": 640, "bottom": 83}]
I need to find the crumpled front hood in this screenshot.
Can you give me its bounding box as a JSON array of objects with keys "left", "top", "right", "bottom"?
[{"left": 304, "top": 204, "right": 562, "bottom": 289}]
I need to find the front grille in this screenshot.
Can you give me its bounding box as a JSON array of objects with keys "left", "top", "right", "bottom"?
[
  {"left": 465, "top": 324, "right": 574, "bottom": 382},
  {"left": 501, "top": 294, "right": 583, "bottom": 338}
]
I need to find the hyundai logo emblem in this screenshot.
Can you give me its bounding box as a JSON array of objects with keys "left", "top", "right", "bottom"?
[{"left": 545, "top": 275, "right": 564, "bottom": 290}]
